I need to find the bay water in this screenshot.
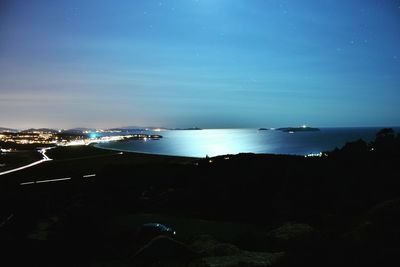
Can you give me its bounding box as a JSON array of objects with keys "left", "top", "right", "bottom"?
[{"left": 95, "top": 127, "right": 399, "bottom": 157}]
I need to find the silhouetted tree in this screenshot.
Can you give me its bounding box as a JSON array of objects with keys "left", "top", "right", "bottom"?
[{"left": 371, "top": 128, "right": 397, "bottom": 155}]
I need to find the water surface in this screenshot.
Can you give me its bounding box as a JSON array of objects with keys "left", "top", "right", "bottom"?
[{"left": 96, "top": 127, "right": 398, "bottom": 157}]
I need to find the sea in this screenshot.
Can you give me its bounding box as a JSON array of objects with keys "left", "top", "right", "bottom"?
[{"left": 95, "top": 127, "right": 399, "bottom": 158}]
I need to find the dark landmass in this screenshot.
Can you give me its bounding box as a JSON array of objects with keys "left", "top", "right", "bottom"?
[
  {"left": 172, "top": 128, "right": 202, "bottom": 130},
  {"left": 56, "top": 131, "right": 85, "bottom": 140},
  {"left": 107, "top": 126, "right": 166, "bottom": 132},
  {"left": 0, "top": 149, "right": 43, "bottom": 172},
  {"left": 108, "top": 127, "right": 146, "bottom": 132},
  {"left": 277, "top": 127, "right": 320, "bottom": 132},
  {"left": 108, "top": 126, "right": 145, "bottom": 130},
  {"left": 64, "top": 128, "right": 96, "bottom": 134},
  {"left": 0, "top": 127, "right": 18, "bottom": 133},
  {"left": 1, "top": 128, "right": 399, "bottom": 267},
  {"left": 258, "top": 128, "right": 269, "bottom": 131},
  {"left": 119, "top": 134, "right": 163, "bottom": 141},
  {"left": 20, "top": 128, "right": 60, "bottom": 134}
]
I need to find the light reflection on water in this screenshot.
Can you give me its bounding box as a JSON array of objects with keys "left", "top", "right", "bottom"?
[
  {"left": 96, "top": 127, "right": 393, "bottom": 157},
  {"left": 169, "top": 129, "right": 261, "bottom": 157}
]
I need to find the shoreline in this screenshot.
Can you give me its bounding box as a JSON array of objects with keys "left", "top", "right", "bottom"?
[
  {"left": 92, "top": 127, "right": 399, "bottom": 158},
  {"left": 92, "top": 143, "right": 309, "bottom": 158},
  {"left": 92, "top": 143, "right": 201, "bottom": 160}
]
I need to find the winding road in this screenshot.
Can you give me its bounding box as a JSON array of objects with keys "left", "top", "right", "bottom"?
[{"left": 0, "top": 147, "right": 54, "bottom": 176}]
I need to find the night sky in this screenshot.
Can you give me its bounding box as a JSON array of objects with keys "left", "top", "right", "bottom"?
[{"left": 0, "top": 0, "right": 399, "bottom": 129}]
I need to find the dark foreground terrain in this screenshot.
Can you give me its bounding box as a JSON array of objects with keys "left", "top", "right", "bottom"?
[{"left": 1, "top": 129, "right": 400, "bottom": 267}]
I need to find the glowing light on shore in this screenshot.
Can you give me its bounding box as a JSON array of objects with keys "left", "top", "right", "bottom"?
[
  {"left": 64, "top": 140, "right": 86, "bottom": 146},
  {"left": 305, "top": 152, "right": 323, "bottom": 157}
]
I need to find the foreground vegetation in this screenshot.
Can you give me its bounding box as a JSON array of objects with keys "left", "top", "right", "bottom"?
[{"left": 1, "top": 129, "right": 399, "bottom": 266}]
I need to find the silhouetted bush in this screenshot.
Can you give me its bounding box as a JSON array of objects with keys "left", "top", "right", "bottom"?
[
  {"left": 340, "top": 139, "right": 369, "bottom": 155},
  {"left": 370, "top": 128, "right": 399, "bottom": 155}
]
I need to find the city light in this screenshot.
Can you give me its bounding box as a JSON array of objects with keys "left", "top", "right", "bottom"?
[{"left": 0, "top": 130, "right": 162, "bottom": 148}]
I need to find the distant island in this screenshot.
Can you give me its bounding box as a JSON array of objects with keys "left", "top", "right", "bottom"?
[
  {"left": 258, "top": 128, "right": 268, "bottom": 131},
  {"left": 171, "top": 127, "right": 202, "bottom": 130},
  {"left": 121, "top": 134, "right": 162, "bottom": 141},
  {"left": 277, "top": 126, "right": 320, "bottom": 132}
]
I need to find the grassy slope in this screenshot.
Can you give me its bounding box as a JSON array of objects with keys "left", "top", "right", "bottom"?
[
  {"left": 0, "top": 150, "right": 43, "bottom": 172},
  {"left": 1, "top": 144, "right": 400, "bottom": 266}
]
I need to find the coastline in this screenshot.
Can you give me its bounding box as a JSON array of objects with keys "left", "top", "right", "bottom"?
[
  {"left": 92, "top": 143, "right": 200, "bottom": 160},
  {"left": 93, "top": 143, "right": 309, "bottom": 158},
  {"left": 92, "top": 127, "right": 400, "bottom": 158},
  {"left": 1, "top": 128, "right": 399, "bottom": 267}
]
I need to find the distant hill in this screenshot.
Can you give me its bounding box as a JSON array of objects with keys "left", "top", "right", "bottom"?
[
  {"left": 277, "top": 127, "right": 320, "bottom": 132},
  {"left": 20, "top": 128, "right": 59, "bottom": 134},
  {"left": 0, "top": 127, "right": 18, "bottom": 133},
  {"left": 64, "top": 128, "right": 97, "bottom": 134},
  {"left": 112, "top": 126, "right": 202, "bottom": 131},
  {"left": 170, "top": 127, "right": 202, "bottom": 130},
  {"left": 108, "top": 126, "right": 144, "bottom": 130},
  {"left": 107, "top": 128, "right": 143, "bottom": 132},
  {"left": 108, "top": 126, "right": 169, "bottom": 132}
]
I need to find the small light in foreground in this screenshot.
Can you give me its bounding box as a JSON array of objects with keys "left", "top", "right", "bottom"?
[
  {"left": 83, "top": 174, "right": 96, "bottom": 178},
  {"left": 305, "top": 152, "right": 323, "bottom": 157},
  {"left": 36, "top": 177, "right": 71, "bottom": 183},
  {"left": 20, "top": 181, "right": 35, "bottom": 186}
]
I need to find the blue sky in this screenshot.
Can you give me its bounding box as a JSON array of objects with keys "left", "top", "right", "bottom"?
[{"left": 0, "top": 0, "right": 399, "bottom": 129}]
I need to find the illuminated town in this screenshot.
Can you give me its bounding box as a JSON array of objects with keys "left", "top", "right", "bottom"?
[{"left": 0, "top": 129, "right": 162, "bottom": 147}]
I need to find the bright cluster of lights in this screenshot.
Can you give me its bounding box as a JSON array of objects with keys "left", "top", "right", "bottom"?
[
  {"left": 0, "top": 132, "right": 58, "bottom": 145},
  {"left": 59, "top": 134, "right": 160, "bottom": 146},
  {"left": 1, "top": 129, "right": 162, "bottom": 151},
  {"left": 83, "top": 130, "right": 122, "bottom": 134},
  {"left": 153, "top": 128, "right": 165, "bottom": 132},
  {"left": 304, "top": 152, "right": 328, "bottom": 157}
]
